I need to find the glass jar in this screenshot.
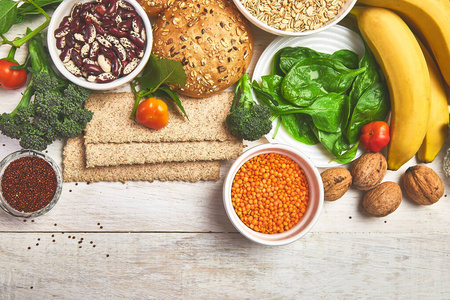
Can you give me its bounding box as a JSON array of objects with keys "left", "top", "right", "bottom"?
[{"left": 0, "top": 149, "right": 63, "bottom": 218}]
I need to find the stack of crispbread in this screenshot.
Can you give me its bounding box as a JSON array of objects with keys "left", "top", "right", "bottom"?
[{"left": 62, "top": 92, "right": 243, "bottom": 183}]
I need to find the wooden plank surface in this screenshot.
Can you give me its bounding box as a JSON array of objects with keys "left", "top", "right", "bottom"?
[{"left": 0, "top": 13, "right": 449, "bottom": 300}]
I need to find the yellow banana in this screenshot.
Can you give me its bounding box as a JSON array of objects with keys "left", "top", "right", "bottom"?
[
  {"left": 351, "top": 6, "right": 430, "bottom": 171},
  {"left": 357, "top": 0, "right": 450, "bottom": 87},
  {"left": 417, "top": 39, "right": 449, "bottom": 163}
]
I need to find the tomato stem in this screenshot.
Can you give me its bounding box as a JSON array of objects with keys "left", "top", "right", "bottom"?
[{"left": 0, "top": 0, "right": 51, "bottom": 48}]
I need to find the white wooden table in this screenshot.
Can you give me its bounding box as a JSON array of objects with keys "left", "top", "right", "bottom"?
[{"left": 0, "top": 14, "right": 449, "bottom": 300}]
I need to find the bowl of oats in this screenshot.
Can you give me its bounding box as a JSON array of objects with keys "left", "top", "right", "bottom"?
[{"left": 233, "top": 0, "right": 357, "bottom": 36}]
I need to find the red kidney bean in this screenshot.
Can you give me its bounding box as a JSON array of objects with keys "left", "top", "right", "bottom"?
[
  {"left": 112, "top": 14, "right": 122, "bottom": 25},
  {"left": 54, "top": 25, "right": 70, "bottom": 38},
  {"left": 135, "top": 47, "right": 144, "bottom": 58},
  {"left": 93, "top": 22, "right": 105, "bottom": 35},
  {"left": 60, "top": 47, "right": 72, "bottom": 63},
  {"left": 102, "top": 19, "right": 115, "bottom": 29},
  {"left": 105, "top": 0, "right": 118, "bottom": 16},
  {"left": 89, "top": 41, "right": 100, "bottom": 60},
  {"left": 65, "top": 34, "right": 75, "bottom": 48},
  {"left": 120, "top": 37, "right": 136, "bottom": 50},
  {"left": 56, "top": 37, "right": 66, "bottom": 50},
  {"left": 71, "top": 3, "right": 82, "bottom": 18},
  {"left": 112, "top": 43, "right": 126, "bottom": 61},
  {"left": 128, "top": 31, "right": 145, "bottom": 48},
  {"left": 69, "top": 17, "right": 81, "bottom": 33},
  {"left": 94, "top": 4, "right": 107, "bottom": 15},
  {"left": 118, "top": 18, "right": 132, "bottom": 31},
  {"left": 84, "top": 23, "right": 96, "bottom": 44},
  {"left": 96, "top": 35, "right": 112, "bottom": 48},
  {"left": 100, "top": 46, "right": 115, "bottom": 59},
  {"left": 59, "top": 16, "right": 72, "bottom": 28},
  {"left": 73, "top": 33, "right": 85, "bottom": 43},
  {"left": 118, "top": 0, "right": 134, "bottom": 11},
  {"left": 71, "top": 49, "right": 83, "bottom": 68},
  {"left": 83, "top": 63, "right": 103, "bottom": 75},
  {"left": 111, "top": 57, "right": 122, "bottom": 77},
  {"left": 109, "top": 27, "right": 128, "bottom": 38},
  {"left": 91, "top": 11, "right": 103, "bottom": 22},
  {"left": 125, "top": 48, "right": 137, "bottom": 61},
  {"left": 131, "top": 17, "right": 142, "bottom": 33},
  {"left": 80, "top": 43, "right": 91, "bottom": 58},
  {"left": 97, "top": 72, "right": 116, "bottom": 83},
  {"left": 119, "top": 10, "right": 137, "bottom": 19},
  {"left": 82, "top": 2, "right": 94, "bottom": 12},
  {"left": 123, "top": 59, "right": 138, "bottom": 75}
]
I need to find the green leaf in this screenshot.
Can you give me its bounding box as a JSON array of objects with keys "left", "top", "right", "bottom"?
[
  {"left": 333, "top": 141, "right": 360, "bottom": 164},
  {"left": 153, "top": 85, "right": 189, "bottom": 120},
  {"left": 0, "top": 0, "right": 19, "bottom": 35},
  {"left": 137, "top": 54, "right": 187, "bottom": 91},
  {"left": 18, "top": 0, "right": 62, "bottom": 17}
]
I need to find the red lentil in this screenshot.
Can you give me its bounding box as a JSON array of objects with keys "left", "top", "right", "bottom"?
[
  {"left": 1, "top": 156, "right": 57, "bottom": 213},
  {"left": 231, "top": 152, "right": 309, "bottom": 234}
]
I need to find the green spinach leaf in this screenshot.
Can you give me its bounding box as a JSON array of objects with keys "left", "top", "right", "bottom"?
[
  {"left": 137, "top": 54, "right": 187, "bottom": 90},
  {"left": 329, "top": 49, "right": 360, "bottom": 69},
  {"left": 0, "top": 0, "right": 18, "bottom": 35},
  {"left": 281, "top": 114, "right": 318, "bottom": 145},
  {"left": 347, "top": 81, "right": 390, "bottom": 143},
  {"left": 281, "top": 58, "right": 366, "bottom": 106}
]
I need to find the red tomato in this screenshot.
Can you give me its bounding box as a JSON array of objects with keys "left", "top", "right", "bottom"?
[
  {"left": 0, "top": 60, "right": 27, "bottom": 90},
  {"left": 360, "top": 121, "right": 390, "bottom": 152},
  {"left": 136, "top": 97, "right": 169, "bottom": 130}
]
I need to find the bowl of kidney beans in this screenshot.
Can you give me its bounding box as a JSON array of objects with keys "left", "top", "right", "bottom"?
[{"left": 47, "top": 0, "right": 152, "bottom": 91}]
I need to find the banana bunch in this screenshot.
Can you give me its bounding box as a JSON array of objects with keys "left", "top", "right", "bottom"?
[{"left": 351, "top": 0, "right": 450, "bottom": 170}]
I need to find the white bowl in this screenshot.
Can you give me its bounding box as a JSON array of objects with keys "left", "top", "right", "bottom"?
[
  {"left": 47, "top": 0, "right": 152, "bottom": 91},
  {"left": 233, "top": 0, "right": 357, "bottom": 36},
  {"left": 223, "top": 143, "right": 324, "bottom": 246},
  {"left": 252, "top": 25, "right": 365, "bottom": 167}
]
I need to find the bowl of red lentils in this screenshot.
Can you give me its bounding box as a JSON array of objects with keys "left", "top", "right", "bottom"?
[
  {"left": 233, "top": 0, "right": 357, "bottom": 36},
  {"left": 0, "top": 149, "right": 63, "bottom": 218},
  {"left": 223, "top": 143, "right": 324, "bottom": 245}
]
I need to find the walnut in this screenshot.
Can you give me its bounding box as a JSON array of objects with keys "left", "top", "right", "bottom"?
[
  {"left": 321, "top": 167, "right": 352, "bottom": 201},
  {"left": 403, "top": 165, "right": 444, "bottom": 205},
  {"left": 362, "top": 182, "right": 402, "bottom": 217},
  {"left": 350, "top": 152, "right": 387, "bottom": 190}
]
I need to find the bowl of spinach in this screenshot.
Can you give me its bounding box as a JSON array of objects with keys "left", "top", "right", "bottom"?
[{"left": 251, "top": 25, "right": 390, "bottom": 167}]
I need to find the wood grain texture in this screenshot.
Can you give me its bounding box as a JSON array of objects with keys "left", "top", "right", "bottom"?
[
  {"left": 0, "top": 15, "right": 449, "bottom": 299},
  {"left": 0, "top": 233, "right": 448, "bottom": 299}
]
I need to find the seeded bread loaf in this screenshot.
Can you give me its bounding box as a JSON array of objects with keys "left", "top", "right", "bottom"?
[
  {"left": 152, "top": 0, "right": 254, "bottom": 98},
  {"left": 136, "top": 0, "right": 173, "bottom": 18}
]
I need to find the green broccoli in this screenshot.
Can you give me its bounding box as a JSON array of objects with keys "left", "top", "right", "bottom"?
[
  {"left": 0, "top": 32, "right": 93, "bottom": 151},
  {"left": 226, "top": 73, "right": 272, "bottom": 141}
]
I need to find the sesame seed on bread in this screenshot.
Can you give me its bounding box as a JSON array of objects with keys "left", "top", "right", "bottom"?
[{"left": 151, "top": 0, "right": 254, "bottom": 98}]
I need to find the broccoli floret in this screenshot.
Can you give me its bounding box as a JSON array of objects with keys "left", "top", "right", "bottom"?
[
  {"left": 226, "top": 73, "right": 272, "bottom": 141},
  {"left": 0, "top": 33, "right": 93, "bottom": 151},
  {"left": 32, "top": 71, "right": 60, "bottom": 93},
  {"left": 64, "top": 84, "right": 91, "bottom": 106}
]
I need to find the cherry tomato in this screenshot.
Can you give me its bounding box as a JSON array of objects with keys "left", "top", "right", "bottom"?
[
  {"left": 136, "top": 97, "right": 169, "bottom": 130},
  {"left": 0, "top": 60, "right": 27, "bottom": 90},
  {"left": 360, "top": 121, "right": 390, "bottom": 152}
]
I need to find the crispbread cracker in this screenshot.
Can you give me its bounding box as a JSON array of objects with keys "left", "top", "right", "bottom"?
[
  {"left": 63, "top": 136, "right": 221, "bottom": 183},
  {"left": 84, "top": 92, "right": 235, "bottom": 144},
  {"left": 85, "top": 139, "right": 243, "bottom": 168}
]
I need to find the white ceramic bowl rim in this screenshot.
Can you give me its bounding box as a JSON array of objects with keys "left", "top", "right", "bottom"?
[
  {"left": 47, "top": 0, "right": 153, "bottom": 91},
  {"left": 232, "top": 0, "right": 357, "bottom": 37},
  {"left": 223, "top": 143, "right": 324, "bottom": 246}
]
